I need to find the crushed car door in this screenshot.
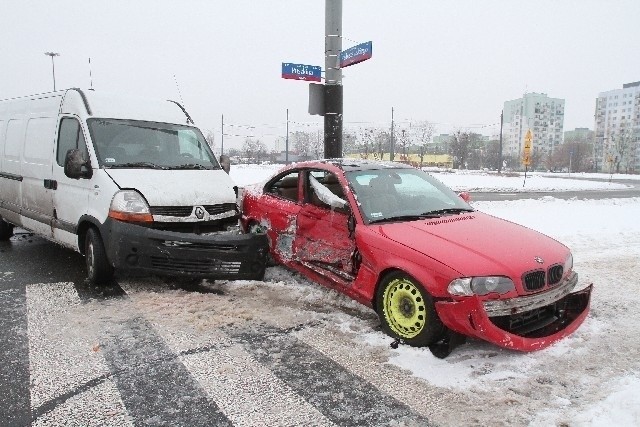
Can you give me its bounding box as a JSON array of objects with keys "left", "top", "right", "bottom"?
[
  {"left": 293, "top": 170, "right": 357, "bottom": 285},
  {"left": 257, "top": 170, "right": 302, "bottom": 263}
]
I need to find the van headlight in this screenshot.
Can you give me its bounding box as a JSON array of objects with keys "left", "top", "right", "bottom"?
[
  {"left": 108, "top": 190, "right": 153, "bottom": 223},
  {"left": 448, "top": 276, "right": 515, "bottom": 296}
]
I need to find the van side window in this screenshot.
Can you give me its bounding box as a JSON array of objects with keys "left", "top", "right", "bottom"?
[{"left": 57, "top": 118, "right": 88, "bottom": 166}]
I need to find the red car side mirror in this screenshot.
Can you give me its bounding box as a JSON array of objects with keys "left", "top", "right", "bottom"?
[{"left": 458, "top": 192, "right": 471, "bottom": 203}]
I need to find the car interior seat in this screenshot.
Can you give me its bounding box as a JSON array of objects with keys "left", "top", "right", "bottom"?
[{"left": 364, "top": 175, "right": 398, "bottom": 218}]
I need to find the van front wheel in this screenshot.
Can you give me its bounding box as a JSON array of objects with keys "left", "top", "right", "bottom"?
[{"left": 85, "top": 228, "right": 114, "bottom": 285}]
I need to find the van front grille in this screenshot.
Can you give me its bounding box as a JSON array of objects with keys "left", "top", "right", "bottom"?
[
  {"left": 150, "top": 256, "right": 242, "bottom": 275},
  {"left": 150, "top": 203, "right": 238, "bottom": 217}
]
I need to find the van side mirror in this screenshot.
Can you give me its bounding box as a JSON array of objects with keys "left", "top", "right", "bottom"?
[
  {"left": 220, "top": 155, "right": 231, "bottom": 174},
  {"left": 458, "top": 192, "right": 471, "bottom": 203},
  {"left": 64, "top": 149, "right": 92, "bottom": 179}
]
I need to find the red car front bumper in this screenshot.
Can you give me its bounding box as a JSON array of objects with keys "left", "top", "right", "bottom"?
[{"left": 435, "top": 278, "right": 593, "bottom": 351}]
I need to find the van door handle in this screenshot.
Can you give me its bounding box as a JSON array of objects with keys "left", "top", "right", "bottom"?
[{"left": 44, "top": 179, "right": 58, "bottom": 190}]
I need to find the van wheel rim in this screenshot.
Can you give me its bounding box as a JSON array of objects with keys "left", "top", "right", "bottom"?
[{"left": 383, "top": 278, "right": 426, "bottom": 339}]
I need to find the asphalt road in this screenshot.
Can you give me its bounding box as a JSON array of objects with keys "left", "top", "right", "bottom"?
[
  {"left": 1, "top": 232, "right": 438, "bottom": 426},
  {"left": 469, "top": 177, "right": 640, "bottom": 201}
]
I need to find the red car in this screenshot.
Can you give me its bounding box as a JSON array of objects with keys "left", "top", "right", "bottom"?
[{"left": 240, "top": 159, "right": 592, "bottom": 357}]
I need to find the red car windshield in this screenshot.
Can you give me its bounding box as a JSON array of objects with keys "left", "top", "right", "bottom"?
[{"left": 345, "top": 168, "right": 473, "bottom": 223}]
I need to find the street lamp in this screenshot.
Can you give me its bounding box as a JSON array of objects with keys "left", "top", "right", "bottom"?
[{"left": 44, "top": 52, "right": 60, "bottom": 91}]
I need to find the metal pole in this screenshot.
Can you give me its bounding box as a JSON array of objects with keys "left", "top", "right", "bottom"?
[
  {"left": 286, "top": 108, "right": 289, "bottom": 164},
  {"left": 324, "top": 0, "right": 343, "bottom": 159},
  {"left": 221, "top": 114, "right": 224, "bottom": 156},
  {"left": 44, "top": 52, "right": 60, "bottom": 91},
  {"left": 498, "top": 110, "right": 503, "bottom": 173},
  {"left": 390, "top": 107, "right": 395, "bottom": 161}
]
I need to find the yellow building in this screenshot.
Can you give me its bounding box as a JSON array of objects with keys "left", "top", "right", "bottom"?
[{"left": 346, "top": 153, "right": 453, "bottom": 168}]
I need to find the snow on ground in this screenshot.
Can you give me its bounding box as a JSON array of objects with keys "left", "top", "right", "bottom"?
[
  {"left": 229, "top": 163, "right": 632, "bottom": 193},
  {"left": 226, "top": 164, "right": 640, "bottom": 425}
]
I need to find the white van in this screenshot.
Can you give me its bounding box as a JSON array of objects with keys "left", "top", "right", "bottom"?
[{"left": 0, "top": 88, "right": 267, "bottom": 284}]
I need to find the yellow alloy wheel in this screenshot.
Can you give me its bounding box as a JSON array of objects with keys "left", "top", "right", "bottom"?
[{"left": 382, "top": 277, "right": 427, "bottom": 339}]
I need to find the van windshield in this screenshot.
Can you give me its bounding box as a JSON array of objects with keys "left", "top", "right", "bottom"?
[{"left": 87, "top": 118, "right": 221, "bottom": 170}]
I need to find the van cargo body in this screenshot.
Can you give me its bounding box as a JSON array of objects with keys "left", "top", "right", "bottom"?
[{"left": 0, "top": 88, "right": 267, "bottom": 283}]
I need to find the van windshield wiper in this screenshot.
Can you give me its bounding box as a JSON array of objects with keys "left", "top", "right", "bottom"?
[
  {"left": 420, "top": 208, "right": 474, "bottom": 217},
  {"left": 111, "top": 162, "right": 168, "bottom": 169},
  {"left": 171, "top": 164, "right": 212, "bottom": 170}
]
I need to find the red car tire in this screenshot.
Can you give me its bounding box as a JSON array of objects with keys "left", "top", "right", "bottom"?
[{"left": 376, "top": 272, "right": 445, "bottom": 347}]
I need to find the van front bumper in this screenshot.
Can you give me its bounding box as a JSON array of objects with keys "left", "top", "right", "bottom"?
[{"left": 103, "top": 219, "right": 268, "bottom": 280}]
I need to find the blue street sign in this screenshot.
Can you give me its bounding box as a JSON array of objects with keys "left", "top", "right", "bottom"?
[
  {"left": 282, "top": 63, "right": 322, "bottom": 82},
  {"left": 340, "top": 41, "right": 373, "bottom": 68}
]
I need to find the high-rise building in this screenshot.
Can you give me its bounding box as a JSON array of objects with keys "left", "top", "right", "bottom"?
[
  {"left": 564, "top": 127, "right": 594, "bottom": 142},
  {"left": 502, "top": 93, "right": 565, "bottom": 159},
  {"left": 594, "top": 81, "right": 640, "bottom": 173}
]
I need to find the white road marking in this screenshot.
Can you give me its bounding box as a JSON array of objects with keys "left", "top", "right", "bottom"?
[{"left": 26, "top": 282, "right": 132, "bottom": 425}]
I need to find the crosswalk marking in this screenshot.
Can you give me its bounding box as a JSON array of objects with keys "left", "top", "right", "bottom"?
[
  {"left": 298, "top": 327, "right": 460, "bottom": 420},
  {"left": 26, "top": 282, "right": 129, "bottom": 424},
  {"left": 121, "top": 281, "right": 336, "bottom": 426},
  {"left": 230, "top": 325, "right": 430, "bottom": 426},
  {"left": 6, "top": 279, "right": 437, "bottom": 426}
]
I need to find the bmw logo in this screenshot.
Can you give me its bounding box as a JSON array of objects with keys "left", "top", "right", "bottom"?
[{"left": 534, "top": 256, "right": 544, "bottom": 264}]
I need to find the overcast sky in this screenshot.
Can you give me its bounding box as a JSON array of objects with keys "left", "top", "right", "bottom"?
[{"left": 2, "top": 0, "right": 639, "bottom": 150}]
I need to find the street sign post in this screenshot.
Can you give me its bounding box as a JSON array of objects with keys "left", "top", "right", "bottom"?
[
  {"left": 281, "top": 63, "right": 322, "bottom": 82},
  {"left": 339, "top": 41, "right": 372, "bottom": 68},
  {"left": 522, "top": 129, "right": 533, "bottom": 166}
]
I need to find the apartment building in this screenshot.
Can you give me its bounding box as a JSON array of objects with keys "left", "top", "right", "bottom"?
[
  {"left": 594, "top": 81, "right": 640, "bottom": 173},
  {"left": 502, "top": 93, "right": 565, "bottom": 158}
]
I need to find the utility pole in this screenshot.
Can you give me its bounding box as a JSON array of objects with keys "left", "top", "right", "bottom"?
[
  {"left": 44, "top": 52, "right": 60, "bottom": 91},
  {"left": 286, "top": 108, "right": 289, "bottom": 164},
  {"left": 221, "top": 114, "right": 224, "bottom": 156},
  {"left": 324, "top": 0, "right": 343, "bottom": 159},
  {"left": 498, "top": 110, "right": 503, "bottom": 174},
  {"left": 390, "top": 107, "right": 395, "bottom": 161}
]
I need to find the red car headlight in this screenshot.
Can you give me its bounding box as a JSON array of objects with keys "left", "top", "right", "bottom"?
[
  {"left": 448, "top": 276, "right": 515, "bottom": 296},
  {"left": 564, "top": 253, "right": 573, "bottom": 274}
]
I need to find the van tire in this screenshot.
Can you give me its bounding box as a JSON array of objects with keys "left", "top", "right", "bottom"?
[
  {"left": 0, "top": 218, "right": 13, "bottom": 241},
  {"left": 85, "top": 227, "right": 113, "bottom": 285}
]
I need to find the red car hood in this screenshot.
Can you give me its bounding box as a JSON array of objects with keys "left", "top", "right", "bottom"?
[{"left": 373, "top": 212, "right": 569, "bottom": 278}]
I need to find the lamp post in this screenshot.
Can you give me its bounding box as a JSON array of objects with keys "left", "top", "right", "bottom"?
[{"left": 44, "top": 52, "right": 60, "bottom": 91}]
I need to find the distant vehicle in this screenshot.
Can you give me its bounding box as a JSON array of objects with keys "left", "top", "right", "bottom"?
[
  {"left": 240, "top": 159, "right": 592, "bottom": 357},
  {"left": 0, "top": 89, "right": 267, "bottom": 284}
]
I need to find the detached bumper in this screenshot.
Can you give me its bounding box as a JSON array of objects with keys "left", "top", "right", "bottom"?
[
  {"left": 104, "top": 219, "right": 268, "bottom": 280},
  {"left": 435, "top": 276, "right": 592, "bottom": 351}
]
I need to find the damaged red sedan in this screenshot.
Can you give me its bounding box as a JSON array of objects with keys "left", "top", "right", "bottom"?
[{"left": 240, "top": 159, "right": 592, "bottom": 357}]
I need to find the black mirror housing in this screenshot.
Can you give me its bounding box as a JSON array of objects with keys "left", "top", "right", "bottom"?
[
  {"left": 64, "top": 149, "right": 92, "bottom": 179},
  {"left": 220, "top": 155, "right": 231, "bottom": 174}
]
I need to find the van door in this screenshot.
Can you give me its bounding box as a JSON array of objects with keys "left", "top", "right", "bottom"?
[
  {"left": 51, "top": 116, "right": 93, "bottom": 249},
  {"left": 20, "top": 117, "right": 57, "bottom": 238}
]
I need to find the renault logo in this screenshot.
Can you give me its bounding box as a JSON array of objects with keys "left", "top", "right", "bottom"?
[
  {"left": 534, "top": 256, "right": 544, "bottom": 264},
  {"left": 194, "top": 206, "right": 205, "bottom": 219}
]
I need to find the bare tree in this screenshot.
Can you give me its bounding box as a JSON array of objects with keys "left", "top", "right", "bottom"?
[
  {"left": 610, "top": 122, "right": 634, "bottom": 173},
  {"left": 242, "top": 138, "right": 268, "bottom": 163},
  {"left": 204, "top": 130, "right": 216, "bottom": 152},
  {"left": 414, "top": 121, "right": 435, "bottom": 167},
  {"left": 449, "top": 131, "right": 478, "bottom": 169},
  {"left": 356, "top": 129, "right": 376, "bottom": 159},
  {"left": 291, "top": 131, "right": 313, "bottom": 159}
]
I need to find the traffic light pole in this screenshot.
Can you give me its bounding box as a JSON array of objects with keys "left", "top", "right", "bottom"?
[{"left": 324, "top": 0, "right": 343, "bottom": 159}]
